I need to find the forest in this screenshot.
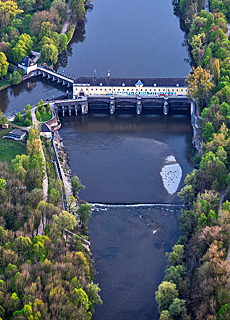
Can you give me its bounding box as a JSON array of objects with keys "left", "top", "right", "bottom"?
[
  {"left": 155, "top": 1, "right": 230, "bottom": 319},
  {"left": 0, "top": 123, "right": 102, "bottom": 319}
]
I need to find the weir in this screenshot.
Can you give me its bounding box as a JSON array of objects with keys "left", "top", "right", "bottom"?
[{"left": 54, "top": 95, "right": 192, "bottom": 115}]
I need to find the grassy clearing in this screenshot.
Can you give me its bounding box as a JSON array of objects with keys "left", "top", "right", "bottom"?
[
  {"left": 12, "top": 121, "right": 27, "bottom": 127},
  {"left": 39, "top": 112, "right": 52, "bottom": 122},
  {"left": 0, "top": 128, "right": 27, "bottom": 164}
]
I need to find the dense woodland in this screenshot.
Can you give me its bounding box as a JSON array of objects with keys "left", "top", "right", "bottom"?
[
  {"left": 0, "top": 0, "right": 91, "bottom": 85},
  {"left": 0, "top": 123, "right": 102, "bottom": 319},
  {"left": 155, "top": 1, "right": 230, "bottom": 319}
]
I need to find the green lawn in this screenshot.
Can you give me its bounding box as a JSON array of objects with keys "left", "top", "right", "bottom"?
[
  {"left": 0, "top": 128, "right": 27, "bottom": 164},
  {"left": 40, "top": 112, "right": 52, "bottom": 122}
]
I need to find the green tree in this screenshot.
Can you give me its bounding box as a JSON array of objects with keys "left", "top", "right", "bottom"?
[
  {"left": 78, "top": 202, "right": 92, "bottom": 230},
  {"left": 155, "top": 281, "right": 179, "bottom": 313},
  {"left": 71, "top": 175, "right": 85, "bottom": 198},
  {"left": 159, "top": 310, "right": 172, "bottom": 320},
  {"left": 39, "top": 21, "right": 51, "bottom": 40},
  {"left": 11, "top": 71, "right": 22, "bottom": 85},
  {"left": 41, "top": 42, "right": 58, "bottom": 64},
  {"left": 58, "top": 33, "right": 68, "bottom": 51},
  {"left": 202, "top": 122, "right": 214, "bottom": 142},
  {"left": 166, "top": 245, "right": 184, "bottom": 267},
  {"left": 0, "top": 52, "right": 9, "bottom": 80},
  {"left": 0, "top": 179, "right": 6, "bottom": 190},
  {"left": 53, "top": 210, "right": 77, "bottom": 235},
  {"left": 168, "top": 298, "right": 186, "bottom": 318}
]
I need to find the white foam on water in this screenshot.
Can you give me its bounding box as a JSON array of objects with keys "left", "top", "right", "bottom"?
[{"left": 160, "top": 155, "right": 182, "bottom": 195}]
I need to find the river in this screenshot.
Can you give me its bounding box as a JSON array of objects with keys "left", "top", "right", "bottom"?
[
  {"left": 0, "top": 0, "right": 192, "bottom": 319},
  {"left": 59, "top": 112, "right": 193, "bottom": 320}
]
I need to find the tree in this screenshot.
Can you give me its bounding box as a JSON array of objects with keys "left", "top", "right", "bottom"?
[
  {"left": 169, "top": 298, "right": 186, "bottom": 318},
  {"left": 0, "top": 52, "right": 9, "bottom": 80},
  {"left": 66, "top": 196, "right": 77, "bottom": 213},
  {"left": 159, "top": 310, "right": 172, "bottom": 320},
  {"left": 58, "top": 33, "right": 68, "bottom": 51},
  {"left": 41, "top": 42, "right": 58, "bottom": 64},
  {"left": 155, "top": 281, "right": 179, "bottom": 313},
  {"left": 0, "top": 179, "right": 6, "bottom": 190},
  {"left": 0, "top": 1, "right": 23, "bottom": 27},
  {"left": 186, "top": 66, "right": 214, "bottom": 110},
  {"left": 11, "top": 71, "right": 22, "bottom": 85},
  {"left": 0, "top": 110, "right": 7, "bottom": 126},
  {"left": 71, "top": 176, "right": 85, "bottom": 198},
  {"left": 166, "top": 245, "right": 184, "bottom": 267},
  {"left": 202, "top": 122, "right": 214, "bottom": 142},
  {"left": 53, "top": 211, "right": 77, "bottom": 235},
  {"left": 39, "top": 21, "right": 51, "bottom": 40},
  {"left": 78, "top": 203, "right": 92, "bottom": 230},
  {"left": 213, "top": 59, "right": 220, "bottom": 85}
]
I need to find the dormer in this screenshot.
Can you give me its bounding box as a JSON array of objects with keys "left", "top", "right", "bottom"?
[{"left": 135, "top": 79, "right": 144, "bottom": 88}]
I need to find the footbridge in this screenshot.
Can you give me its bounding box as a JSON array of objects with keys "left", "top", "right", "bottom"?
[
  {"left": 36, "top": 65, "right": 74, "bottom": 86},
  {"left": 54, "top": 95, "right": 194, "bottom": 116}
]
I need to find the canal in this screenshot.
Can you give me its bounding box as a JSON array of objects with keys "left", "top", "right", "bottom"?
[{"left": 0, "top": 0, "right": 192, "bottom": 319}]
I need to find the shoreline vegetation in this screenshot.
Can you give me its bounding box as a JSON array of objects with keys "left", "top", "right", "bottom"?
[
  {"left": 0, "top": 0, "right": 92, "bottom": 90},
  {"left": 155, "top": 1, "right": 230, "bottom": 319},
  {"left": 0, "top": 100, "right": 102, "bottom": 319}
]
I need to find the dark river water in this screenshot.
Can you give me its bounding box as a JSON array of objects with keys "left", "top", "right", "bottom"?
[
  {"left": 60, "top": 113, "right": 193, "bottom": 320},
  {"left": 0, "top": 0, "right": 192, "bottom": 319}
]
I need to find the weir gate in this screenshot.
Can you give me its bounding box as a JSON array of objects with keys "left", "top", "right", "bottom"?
[{"left": 54, "top": 95, "right": 193, "bottom": 116}]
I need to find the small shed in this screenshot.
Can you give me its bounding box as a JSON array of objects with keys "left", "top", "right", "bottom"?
[
  {"left": 8, "top": 129, "right": 27, "bottom": 141},
  {"left": 41, "top": 123, "right": 52, "bottom": 139},
  {"left": 18, "top": 56, "right": 37, "bottom": 75}
]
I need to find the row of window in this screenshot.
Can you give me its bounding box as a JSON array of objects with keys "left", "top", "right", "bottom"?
[{"left": 76, "top": 88, "right": 187, "bottom": 92}]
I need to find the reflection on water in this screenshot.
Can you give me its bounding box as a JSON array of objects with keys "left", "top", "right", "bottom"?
[
  {"left": 0, "top": 79, "right": 67, "bottom": 113},
  {"left": 54, "top": 0, "right": 189, "bottom": 77}
]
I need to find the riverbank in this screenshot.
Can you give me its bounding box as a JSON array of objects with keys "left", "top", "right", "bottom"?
[{"left": 155, "top": 2, "right": 230, "bottom": 319}]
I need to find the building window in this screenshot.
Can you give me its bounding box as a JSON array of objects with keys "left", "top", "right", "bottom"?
[
  {"left": 163, "top": 89, "right": 165, "bottom": 91},
  {"left": 172, "top": 89, "right": 174, "bottom": 91}
]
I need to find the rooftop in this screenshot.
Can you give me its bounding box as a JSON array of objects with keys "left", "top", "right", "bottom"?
[
  {"left": 9, "top": 129, "right": 26, "bottom": 137},
  {"left": 41, "top": 123, "right": 51, "bottom": 133},
  {"left": 74, "top": 77, "right": 186, "bottom": 87},
  {"left": 18, "top": 56, "right": 36, "bottom": 68}
]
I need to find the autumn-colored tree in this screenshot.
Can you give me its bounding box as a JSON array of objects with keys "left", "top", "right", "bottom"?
[
  {"left": 186, "top": 66, "right": 214, "bottom": 110},
  {"left": 212, "top": 59, "right": 220, "bottom": 85},
  {"left": 0, "top": 1, "right": 23, "bottom": 27}
]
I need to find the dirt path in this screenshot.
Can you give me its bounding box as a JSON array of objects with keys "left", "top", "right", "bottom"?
[{"left": 61, "top": 3, "right": 71, "bottom": 34}]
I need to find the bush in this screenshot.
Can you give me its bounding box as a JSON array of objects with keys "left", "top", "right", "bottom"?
[
  {"left": 17, "top": 68, "right": 25, "bottom": 76},
  {"left": 11, "top": 71, "right": 22, "bottom": 85},
  {"left": 24, "top": 119, "right": 31, "bottom": 127}
]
